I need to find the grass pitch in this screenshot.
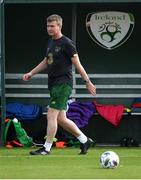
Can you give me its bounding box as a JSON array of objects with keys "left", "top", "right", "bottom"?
[{"left": 0, "top": 146, "right": 141, "bottom": 179}]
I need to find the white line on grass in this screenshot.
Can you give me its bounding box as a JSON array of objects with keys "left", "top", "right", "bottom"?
[
  {"left": 0, "top": 155, "right": 87, "bottom": 158},
  {"left": 0, "top": 155, "right": 141, "bottom": 158}
]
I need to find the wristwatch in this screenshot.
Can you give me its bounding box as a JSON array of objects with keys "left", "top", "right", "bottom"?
[{"left": 84, "top": 79, "right": 90, "bottom": 84}]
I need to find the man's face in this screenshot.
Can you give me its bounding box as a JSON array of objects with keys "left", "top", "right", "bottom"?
[{"left": 47, "top": 21, "right": 61, "bottom": 37}]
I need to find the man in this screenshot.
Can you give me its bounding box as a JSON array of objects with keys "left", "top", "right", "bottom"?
[{"left": 23, "top": 14, "right": 96, "bottom": 155}]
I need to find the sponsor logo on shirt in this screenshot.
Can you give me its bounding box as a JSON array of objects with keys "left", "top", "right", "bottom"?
[
  {"left": 55, "top": 46, "right": 61, "bottom": 52},
  {"left": 47, "top": 53, "right": 53, "bottom": 64}
]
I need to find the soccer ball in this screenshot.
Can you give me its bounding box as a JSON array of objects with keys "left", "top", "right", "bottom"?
[{"left": 100, "top": 151, "right": 119, "bottom": 169}]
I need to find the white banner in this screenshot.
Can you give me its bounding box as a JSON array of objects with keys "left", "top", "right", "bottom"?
[{"left": 86, "top": 11, "right": 135, "bottom": 50}]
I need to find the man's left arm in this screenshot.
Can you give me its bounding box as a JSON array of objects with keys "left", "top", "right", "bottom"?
[{"left": 71, "top": 54, "right": 96, "bottom": 96}]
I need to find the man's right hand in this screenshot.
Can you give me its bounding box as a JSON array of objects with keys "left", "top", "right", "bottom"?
[{"left": 22, "top": 72, "right": 32, "bottom": 81}]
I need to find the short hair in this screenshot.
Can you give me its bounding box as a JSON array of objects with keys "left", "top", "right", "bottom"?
[{"left": 47, "top": 14, "right": 63, "bottom": 28}]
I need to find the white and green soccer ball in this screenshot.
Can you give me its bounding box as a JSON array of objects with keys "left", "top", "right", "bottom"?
[{"left": 100, "top": 151, "right": 119, "bottom": 169}]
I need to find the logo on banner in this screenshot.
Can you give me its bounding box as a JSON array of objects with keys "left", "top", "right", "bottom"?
[{"left": 86, "top": 11, "right": 135, "bottom": 50}]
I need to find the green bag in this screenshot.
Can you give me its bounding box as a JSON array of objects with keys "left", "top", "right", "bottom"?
[{"left": 4, "top": 118, "right": 33, "bottom": 147}]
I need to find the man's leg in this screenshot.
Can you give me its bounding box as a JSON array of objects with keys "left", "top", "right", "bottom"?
[
  {"left": 46, "top": 108, "right": 60, "bottom": 142},
  {"left": 29, "top": 108, "right": 59, "bottom": 155},
  {"left": 44, "top": 108, "right": 60, "bottom": 151},
  {"left": 57, "top": 110, "right": 93, "bottom": 154}
]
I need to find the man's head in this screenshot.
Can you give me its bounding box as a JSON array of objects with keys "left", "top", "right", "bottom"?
[
  {"left": 47, "top": 14, "right": 63, "bottom": 28},
  {"left": 46, "top": 14, "right": 63, "bottom": 38}
]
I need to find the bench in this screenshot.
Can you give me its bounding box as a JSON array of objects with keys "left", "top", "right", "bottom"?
[
  {"left": 5, "top": 73, "right": 141, "bottom": 145},
  {"left": 5, "top": 72, "right": 141, "bottom": 112},
  {"left": 5, "top": 73, "right": 141, "bottom": 106}
]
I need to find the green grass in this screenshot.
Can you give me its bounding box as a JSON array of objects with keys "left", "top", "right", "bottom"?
[{"left": 0, "top": 146, "right": 141, "bottom": 179}]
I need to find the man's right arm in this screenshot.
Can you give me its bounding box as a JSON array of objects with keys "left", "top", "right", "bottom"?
[{"left": 23, "top": 57, "right": 48, "bottom": 81}]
